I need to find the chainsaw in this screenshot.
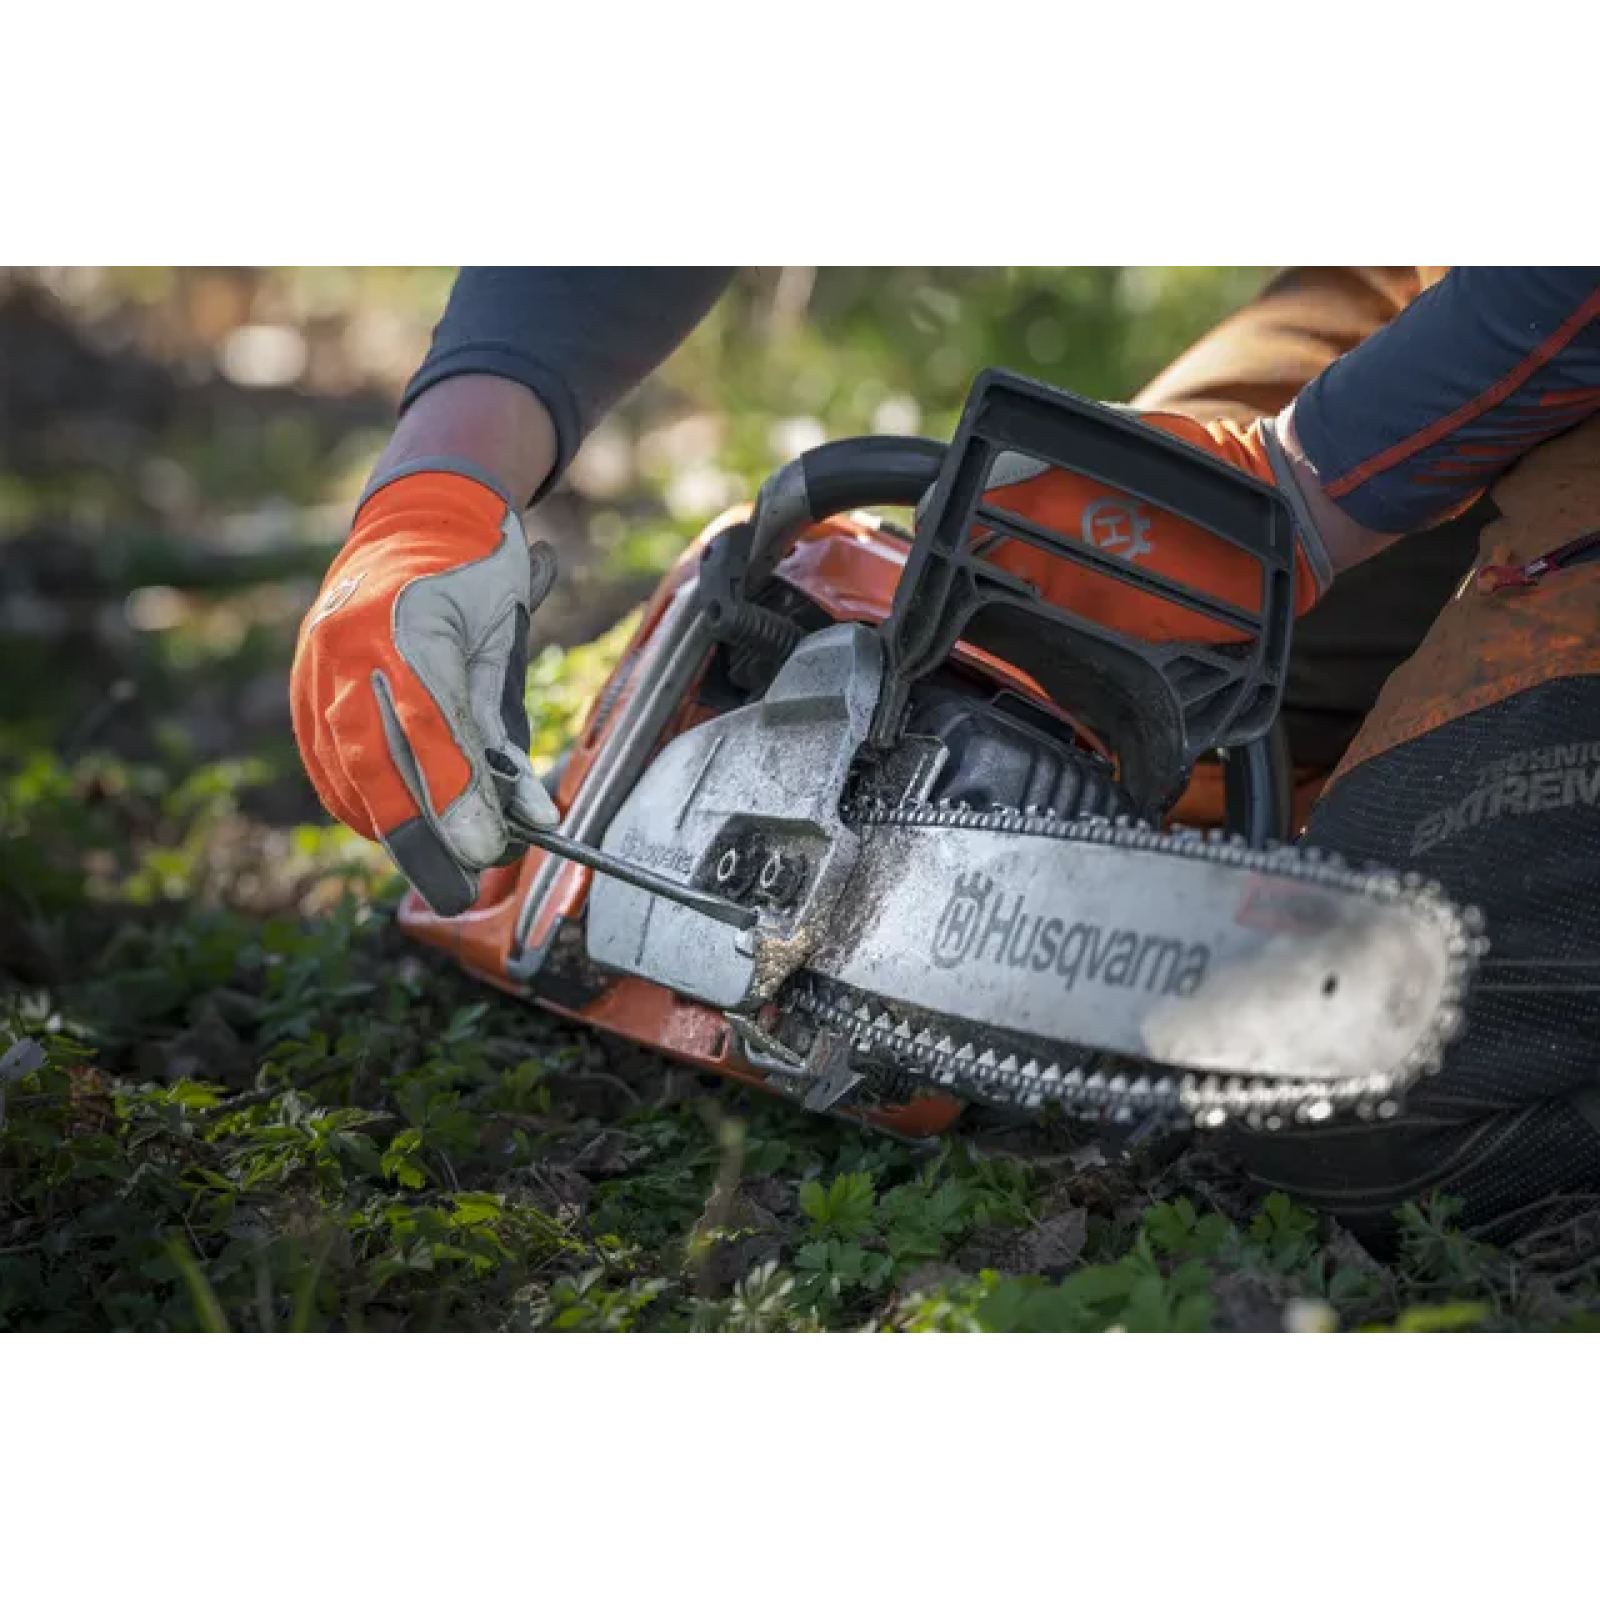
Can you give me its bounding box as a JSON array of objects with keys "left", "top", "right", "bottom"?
[{"left": 399, "top": 370, "right": 1484, "bottom": 1143}]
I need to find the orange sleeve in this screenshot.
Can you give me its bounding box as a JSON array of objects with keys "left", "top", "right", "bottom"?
[{"left": 1133, "top": 267, "right": 1449, "bottom": 425}]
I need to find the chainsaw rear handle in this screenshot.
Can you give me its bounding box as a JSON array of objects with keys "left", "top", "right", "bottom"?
[{"left": 743, "top": 422, "right": 1294, "bottom": 845}]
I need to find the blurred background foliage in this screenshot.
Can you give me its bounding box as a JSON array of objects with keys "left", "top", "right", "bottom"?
[{"left": 0, "top": 264, "right": 1271, "bottom": 812}]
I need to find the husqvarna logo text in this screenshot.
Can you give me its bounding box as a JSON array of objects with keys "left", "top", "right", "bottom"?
[
  {"left": 1080, "top": 498, "right": 1154, "bottom": 562},
  {"left": 928, "top": 871, "right": 1211, "bottom": 998}
]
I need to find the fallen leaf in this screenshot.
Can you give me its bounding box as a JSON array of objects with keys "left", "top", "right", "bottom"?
[{"left": 1014, "top": 1208, "right": 1088, "bottom": 1276}]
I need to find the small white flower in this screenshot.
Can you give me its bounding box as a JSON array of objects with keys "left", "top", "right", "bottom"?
[{"left": 1284, "top": 1297, "right": 1338, "bottom": 1333}]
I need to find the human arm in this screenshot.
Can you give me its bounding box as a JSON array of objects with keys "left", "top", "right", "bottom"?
[
  {"left": 293, "top": 267, "right": 735, "bottom": 914},
  {"left": 994, "top": 268, "right": 1600, "bottom": 641},
  {"left": 372, "top": 267, "right": 736, "bottom": 506},
  {"left": 1278, "top": 267, "right": 1600, "bottom": 576}
]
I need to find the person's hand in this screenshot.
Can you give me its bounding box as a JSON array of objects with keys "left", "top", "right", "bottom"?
[
  {"left": 973, "top": 410, "right": 1332, "bottom": 644},
  {"left": 291, "top": 465, "right": 559, "bottom": 916}
]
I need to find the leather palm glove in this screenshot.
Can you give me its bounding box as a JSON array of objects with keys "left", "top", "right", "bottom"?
[
  {"left": 291, "top": 463, "right": 559, "bottom": 917},
  {"left": 974, "top": 411, "right": 1332, "bottom": 643}
]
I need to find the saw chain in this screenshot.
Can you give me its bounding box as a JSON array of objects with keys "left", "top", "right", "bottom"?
[{"left": 783, "top": 799, "right": 1486, "bottom": 1130}]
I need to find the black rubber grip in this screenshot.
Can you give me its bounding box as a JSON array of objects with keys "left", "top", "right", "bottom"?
[{"left": 797, "top": 437, "right": 947, "bottom": 520}]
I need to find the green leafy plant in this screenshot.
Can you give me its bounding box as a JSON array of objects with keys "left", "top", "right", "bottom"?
[{"left": 798, "top": 1171, "right": 877, "bottom": 1241}]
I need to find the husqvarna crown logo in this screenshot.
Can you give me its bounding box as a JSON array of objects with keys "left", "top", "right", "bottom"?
[
  {"left": 932, "top": 872, "right": 994, "bottom": 968},
  {"left": 1080, "top": 498, "right": 1154, "bottom": 561}
]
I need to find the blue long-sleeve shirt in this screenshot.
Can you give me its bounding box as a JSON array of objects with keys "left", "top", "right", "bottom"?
[
  {"left": 404, "top": 266, "right": 1600, "bottom": 530},
  {"left": 1294, "top": 267, "right": 1600, "bottom": 532},
  {"left": 402, "top": 267, "right": 735, "bottom": 495}
]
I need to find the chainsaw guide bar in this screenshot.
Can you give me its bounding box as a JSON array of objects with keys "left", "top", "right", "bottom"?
[{"left": 784, "top": 800, "right": 1485, "bottom": 1129}]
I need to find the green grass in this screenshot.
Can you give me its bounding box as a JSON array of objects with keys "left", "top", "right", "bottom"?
[{"left": 7, "top": 736, "right": 1600, "bottom": 1331}]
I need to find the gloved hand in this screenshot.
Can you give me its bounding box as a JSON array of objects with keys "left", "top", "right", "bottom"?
[
  {"left": 974, "top": 410, "right": 1331, "bottom": 644},
  {"left": 291, "top": 464, "right": 559, "bottom": 917}
]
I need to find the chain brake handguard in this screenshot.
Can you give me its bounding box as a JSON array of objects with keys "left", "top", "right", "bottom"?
[{"left": 870, "top": 369, "right": 1297, "bottom": 818}]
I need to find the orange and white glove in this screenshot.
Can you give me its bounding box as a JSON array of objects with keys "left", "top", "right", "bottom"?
[
  {"left": 972, "top": 411, "right": 1331, "bottom": 643},
  {"left": 291, "top": 463, "right": 558, "bottom": 916}
]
